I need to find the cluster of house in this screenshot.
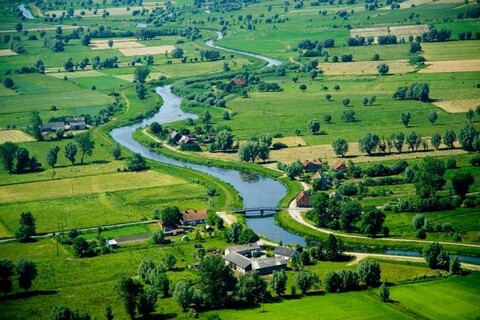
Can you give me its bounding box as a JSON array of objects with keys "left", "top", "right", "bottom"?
[
  {"left": 295, "top": 159, "right": 347, "bottom": 207},
  {"left": 223, "top": 243, "right": 300, "bottom": 275},
  {"left": 42, "top": 116, "right": 87, "bottom": 132},
  {"left": 169, "top": 130, "right": 215, "bottom": 145},
  {"left": 158, "top": 209, "right": 208, "bottom": 236}
]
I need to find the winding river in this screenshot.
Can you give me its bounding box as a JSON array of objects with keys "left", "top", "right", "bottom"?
[
  {"left": 110, "top": 86, "right": 305, "bottom": 245},
  {"left": 111, "top": 33, "right": 480, "bottom": 263}
]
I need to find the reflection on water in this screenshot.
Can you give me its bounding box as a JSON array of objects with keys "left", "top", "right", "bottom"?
[{"left": 239, "top": 171, "right": 260, "bottom": 183}]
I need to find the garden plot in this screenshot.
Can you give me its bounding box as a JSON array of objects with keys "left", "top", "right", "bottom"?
[
  {"left": 434, "top": 98, "right": 480, "bottom": 113},
  {"left": 350, "top": 26, "right": 388, "bottom": 38},
  {"left": 0, "top": 130, "right": 34, "bottom": 144},
  {"left": 379, "top": 0, "right": 432, "bottom": 9},
  {"left": 389, "top": 25, "right": 429, "bottom": 39},
  {"left": 322, "top": 60, "right": 414, "bottom": 75},
  {"left": 0, "top": 49, "right": 17, "bottom": 57},
  {"left": 419, "top": 59, "right": 480, "bottom": 73},
  {"left": 118, "top": 45, "right": 175, "bottom": 56}
]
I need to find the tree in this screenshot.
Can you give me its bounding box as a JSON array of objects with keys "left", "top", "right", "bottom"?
[
  {"left": 466, "top": 109, "right": 474, "bottom": 123},
  {"left": 400, "top": 112, "right": 411, "bottom": 127},
  {"left": 341, "top": 109, "right": 356, "bottom": 122},
  {"left": 257, "top": 143, "right": 270, "bottom": 163},
  {"left": 215, "top": 130, "right": 234, "bottom": 151},
  {"left": 360, "top": 206, "right": 385, "bottom": 237},
  {"left": 358, "top": 133, "right": 379, "bottom": 155},
  {"left": 339, "top": 200, "right": 362, "bottom": 232},
  {"left": 171, "top": 47, "right": 184, "bottom": 58},
  {"left": 136, "top": 83, "right": 147, "bottom": 100},
  {"left": 51, "top": 305, "right": 73, "bottom": 320},
  {"left": 322, "top": 271, "right": 342, "bottom": 293},
  {"left": 377, "top": 63, "right": 389, "bottom": 76},
  {"left": 160, "top": 206, "right": 182, "bottom": 229},
  {"left": 108, "top": 39, "right": 114, "bottom": 48},
  {"left": 15, "top": 23, "right": 23, "bottom": 32},
  {"left": 134, "top": 65, "right": 150, "bottom": 83},
  {"left": 238, "top": 141, "right": 259, "bottom": 163},
  {"left": 226, "top": 222, "right": 243, "bottom": 243},
  {"left": 137, "top": 287, "right": 157, "bottom": 318},
  {"left": 325, "top": 234, "right": 344, "bottom": 261},
  {"left": 64, "top": 58, "right": 75, "bottom": 72},
  {"left": 431, "top": 133, "right": 442, "bottom": 150},
  {"left": 451, "top": 171, "right": 474, "bottom": 198},
  {"left": 0, "top": 259, "right": 14, "bottom": 295},
  {"left": 150, "top": 122, "right": 162, "bottom": 135},
  {"left": 299, "top": 84, "right": 307, "bottom": 92},
  {"left": 116, "top": 277, "right": 142, "bottom": 320},
  {"left": 105, "top": 305, "right": 114, "bottom": 320},
  {"left": 342, "top": 98, "right": 350, "bottom": 107},
  {"left": 111, "top": 143, "right": 121, "bottom": 160},
  {"left": 427, "top": 110, "right": 438, "bottom": 125},
  {"left": 357, "top": 259, "right": 381, "bottom": 287},
  {"left": 392, "top": 132, "right": 405, "bottom": 153},
  {"left": 14, "top": 147, "right": 31, "bottom": 173},
  {"left": 363, "top": 97, "right": 369, "bottom": 106},
  {"left": 409, "top": 41, "right": 422, "bottom": 53},
  {"left": 458, "top": 124, "right": 478, "bottom": 151},
  {"left": 47, "top": 146, "right": 60, "bottom": 168},
  {"left": 173, "top": 280, "right": 195, "bottom": 310},
  {"left": 3, "top": 78, "right": 14, "bottom": 89},
  {"left": 412, "top": 214, "right": 425, "bottom": 230},
  {"left": 443, "top": 130, "right": 457, "bottom": 149},
  {"left": 64, "top": 142, "right": 77, "bottom": 165},
  {"left": 449, "top": 256, "right": 461, "bottom": 274},
  {"left": 270, "top": 270, "right": 288, "bottom": 296},
  {"left": 74, "top": 132, "right": 95, "bottom": 164},
  {"left": 379, "top": 283, "right": 390, "bottom": 302},
  {"left": 203, "top": 110, "right": 211, "bottom": 123},
  {"left": 15, "top": 212, "right": 36, "bottom": 242},
  {"left": 332, "top": 138, "right": 349, "bottom": 157},
  {"left": 0, "top": 142, "right": 18, "bottom": 173},
  {"left": 125, "top": 153, "right": 148, "bottom": 171},
  {"left": 236, "top": 271, "right": 267, "bottom": 303},
  {"left": 163, "top": 253, "right": 177, "bottom": 271},
  {"left": 406, "top": 131, "right": 422, "bottom": 152},
  {"left": 413, "top": 157, "right": 446, "bottom": 198},
  {"left": 152, "top": 230, "right": 165, "bottom": 244},
  {"left": 198, "top": 255, "right": 237, "bottom": 308},
  {"left": 295, "top": 269, "right": 319, "bottom": 294},
  {"left": 324, "top": 114, "right": 332, "bottom": 123},
  {"left": 423, "top": 242, "right": 450, "bottom": 270},
  {"left": 16, "top": 258, "right": 37, "bottom": 292},
  {"left": 30, "top": 111, "right": 43, "bottom": 140},
  {"left": 308, "top": 119, "right": 321, "bottom": 135}
]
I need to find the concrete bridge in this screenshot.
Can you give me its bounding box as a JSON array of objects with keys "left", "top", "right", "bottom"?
[{"left": 232, "top": 207, "right": 285, "bottom": 215}]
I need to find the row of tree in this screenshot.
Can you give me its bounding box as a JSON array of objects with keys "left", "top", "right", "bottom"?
[{"left": 0, "top": 258, "right": 38, "bottom": 295}]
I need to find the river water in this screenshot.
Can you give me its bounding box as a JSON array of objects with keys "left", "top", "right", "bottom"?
[
  {"left": 110, "top": 35, "right": 480, "bottom": 262},
  {"left": 110, "top": 86, "right": 305, "bottom": 245}
]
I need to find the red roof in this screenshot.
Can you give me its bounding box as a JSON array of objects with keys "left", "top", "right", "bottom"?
[
  {"left": 295, "top": 191, "right": 311, "bottom": 207},
  {"left": 232, "top": 77, "right": 246, "bottom": 87},
  {"left": 333, "top": 160, "right": 346, "bottom": 171},
  {"left": 183, "top": 209, "right": 207, "bottom": 222},
  {"left": 302, "top": 160, "right": 322, "bottom": 167},
  {"left": 310, "top": 171, "right": 321, "bottom": 181}
]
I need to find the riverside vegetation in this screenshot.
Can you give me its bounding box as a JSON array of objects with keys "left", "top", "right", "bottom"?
[{"left": 0, "top": 0, "right": 480, "bottom": 319}]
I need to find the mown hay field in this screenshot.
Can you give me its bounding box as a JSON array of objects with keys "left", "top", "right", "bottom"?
[{"left": 0, "top": 130, "right": 34, "bottom": 143}]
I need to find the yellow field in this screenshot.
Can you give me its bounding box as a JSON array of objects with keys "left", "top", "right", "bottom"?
[
  {"left": 434, "top": 99, "right": 480, "bottom": 113},
  {"left": 0, "top": 130, "right": 35, "bottom": 144},
  {"left": 419, "top": 59, "right": 480, "bottom": 73},
  {"left": 44, "top": 6, "right": 164, "bottom": 18},
  {"left": 322, "top": 60, "right": 414, "bottom": 76},
  {"left": 90, "top": 39, "right": 145, "bottom": 50},
  {"left": 0, "top": 170, "right": 186, "bottom": 204},
  {"left": 118, "top": 45, "right": 175, "bottom": 56},
  {"left": 349, "top": 25, "right": 428, "bottom": 41},
  {"left": 0, "top": 49, "right": 17, "bottom": 57}
]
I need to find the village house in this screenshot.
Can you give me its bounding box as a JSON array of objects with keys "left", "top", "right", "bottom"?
[
  {"left": 224, "top": 251, "right": 253, "bottom": 273},
  {"left": 179, "top": 135, "right": 192, "bottom": 144},
  {"left": 224, "top": 243, "right": 260, "bottom": 258},
  {"left": 170, "top": 131, "right": 181, "bottom": 144},
  {"left": 182, "top": 209, "right": 207, "bottom": 226},
  {"left": 333, "top": 160, "right": 347, "bottom": 172},
  {"left": 224, "top": 250, "right": 287, "bottom": 275},
  {"left": 302, "top": 160, "right": 322, "bottom": 172},
  {"left": 42, "top": 121, "right": 65, "bottom": 132},
  {"left": 295, "top": 190, "right": 312, "bottom": 208},
  {"left": 273, "top": 246, "right": 301, "bottom": 261},
  {"left": 310, "top": 171, "right": 331, "bottom": 190}
]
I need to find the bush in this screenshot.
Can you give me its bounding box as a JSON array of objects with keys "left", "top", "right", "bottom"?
[
  {"left": 470, "top": 154, "right": 480, "bottom": 166},
  {"left": 272, "top": 142, "right": 288, "bottom": 150},
  {"left": 445, "top": 158, "right": 456, "bottom": 169},
  {"left": 416, "top": 228, "right": 427, "bottom": 239}
]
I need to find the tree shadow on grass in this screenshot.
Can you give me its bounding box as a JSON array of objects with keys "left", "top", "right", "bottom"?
[
  {"left": 0, "top": 290, "right": 58, "bottom": 301},
  {"left": 147, "top": 313, "right": 177, "bottom": 320},
  {"left": 90, "top": 160, "right": 111, "bottom": 165}
]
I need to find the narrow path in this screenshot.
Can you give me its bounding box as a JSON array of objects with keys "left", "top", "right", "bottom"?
[
  {"left": 0, "top": 220, "right": 157, "bottom": 243},
  {"left": 288, "top": 183, "right": 480, "bottom": 249}
]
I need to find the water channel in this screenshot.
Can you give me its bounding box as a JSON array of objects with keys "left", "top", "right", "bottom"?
[{"left": 111, "top": 34, "right": 480, "bottom": 263}]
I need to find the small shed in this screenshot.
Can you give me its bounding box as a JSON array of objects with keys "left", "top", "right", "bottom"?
[
  {"left": 106, "top": 239, "right": 118, "bottom": 247},
  {"left": 302, "top": 160, "right": 322, "bottom": 172},
  {"left": 333, "top": 160, "right": 347, "bottom": 172}
]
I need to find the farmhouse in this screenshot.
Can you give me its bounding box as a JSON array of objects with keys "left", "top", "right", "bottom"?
[
  {"left": 295, "top": 190, "right": 311, "bottom": 208},
  {"left": 224, "top": 251, "right": 253, "bottom": 273},
  {"left": 251, "top": 257, "right": 287, "bottom": 275},
  {"left": 333, "top": 160, "right": 347, "bottom": 172},
  {"left": 42, "top": 122, "right": 65, "bottom": 132},
  {"left": 223, "top": 252, "right": 287, "bottom": 274},
  {"left": 225, "top": 242, "right": 260, "bottom": 258},
  {"left": 179, "top": 135, "right": 192, "bottom": 144},
  {"left": 310, "top": 172, "right": 331, "bottom": 190},
  {"left": 274, "top": 246, "right": 301, "bottom": 261},
  {"left": 170, "top": 131, "right": 181, "bottom": 144},
  {"left": 182, "top": 209, "right": 207, "bottom": 226},
  {"left": 302, "top": 160, "right": 322, "bottom": 172}
]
